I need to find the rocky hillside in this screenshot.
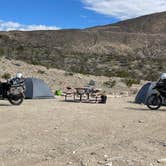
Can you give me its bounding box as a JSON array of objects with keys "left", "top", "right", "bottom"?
[
  {"left": 0, "top": 12, "right": 165, "bottom": 80},
  {"left": 89, "top": 12, "right": 166, "bottom": 34},
  {"left": 0, "top": 57, "right": 142, "bottom": 94}
]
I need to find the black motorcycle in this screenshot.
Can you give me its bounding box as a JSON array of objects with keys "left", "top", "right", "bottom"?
[
  {"left": 146, "top": 82, "right": 166, "bottom": 110},
  {"left": 0, "top": 78, "right": 25, "bottom": 105}
]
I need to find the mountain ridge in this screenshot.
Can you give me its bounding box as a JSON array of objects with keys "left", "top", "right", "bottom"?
[
  {"left": 0, "top": 12, "right": 166, "bottom": 80},
  {"left": 88, "top": 11, "right": 166, "bottom": 34}
]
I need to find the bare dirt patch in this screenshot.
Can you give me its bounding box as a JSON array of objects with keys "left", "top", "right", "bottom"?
[{"left": 0, "top": 97, "right": 165, "bottom": 165}]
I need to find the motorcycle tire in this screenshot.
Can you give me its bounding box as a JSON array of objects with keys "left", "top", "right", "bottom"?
[
  {"left": 8, "top": 94, "right": 24, "bottom": 105},
  {"left": 146, "top": 94, "right": 162, "bottom": 110}
]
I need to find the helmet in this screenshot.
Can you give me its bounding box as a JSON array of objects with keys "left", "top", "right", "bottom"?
[
  {"left": 16, "top": 72, "right": 23, "bottom": 79},
  {"left": 160, "top": 73, "right": 166, "bottom": 80}
]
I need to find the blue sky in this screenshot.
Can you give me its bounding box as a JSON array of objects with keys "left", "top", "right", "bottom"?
[{"left": 0, "top": 0, "right": 165, "bottom": 31}]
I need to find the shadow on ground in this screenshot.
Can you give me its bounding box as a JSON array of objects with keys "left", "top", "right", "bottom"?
[
  {"left": 59, "top": 99, "right": 101, "bottom": 104},
  {"left": 125, "top": 107, "right": 166, "bottom": 112},
  {"left": 0, "top": 103, "right": 13, "bottom": 106}
]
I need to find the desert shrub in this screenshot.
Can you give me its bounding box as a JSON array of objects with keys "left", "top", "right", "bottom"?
[
  {"left": 115, "top": 70, "right": 129, "bottom": 78},
  {"left": 145, "top": 72, "right": 159, "bottom": 81},
  {"left": 103, "top": 80, "right": 116, "bottom": 88},
  {"left": 46, "top": 65, "right": 50, "bottom": 70},
  {"left": 37, "top": 69, "right": 45, "bottom": 74},
  {"left": 79, "top": 67, "right": 88, "bottom": 75},
  {"left": 64, "top": 71, "right": 74, "bottom": 76},
  {"left": 123, "top": 78, "right": 140, "bottom": 87},
  {"left": 1, "top": 73, "right": 11, "bottom": 80},
  {"left": 31, "top": 59, "right": 40, "bottom": 66},
  {"left": 0, "top": 48, "right": 4, "bottom": 57},
  {"left": 16, "top": 46, "right": 24, "bottom": 52}
]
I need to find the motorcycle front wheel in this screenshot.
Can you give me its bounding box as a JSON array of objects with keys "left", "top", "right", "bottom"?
[
  {"left": 146, "top": 94, "right": 162, "bottom": 110},
  {"left": 8, "top": 94, "right": 24, "bottom": 105}
]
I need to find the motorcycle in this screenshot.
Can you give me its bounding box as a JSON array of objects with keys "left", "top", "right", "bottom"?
[
  {"left": 0, "top": 77, "right": 25, "bottom": 105},
  {"left": 146, "top": 82, "right": 166, "bottom": 110}
]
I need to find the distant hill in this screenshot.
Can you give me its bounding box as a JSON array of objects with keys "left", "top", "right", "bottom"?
[
  {"left": 0, "top": 11, "right": 166, "bottom": 80},
  {"left": 89, "top": 11, "right": 166, "bottom": 34}
]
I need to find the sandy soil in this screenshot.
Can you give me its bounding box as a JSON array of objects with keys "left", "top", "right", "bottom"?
[{"left": 0, "top": 96, "right": 165, "bottom": 166}]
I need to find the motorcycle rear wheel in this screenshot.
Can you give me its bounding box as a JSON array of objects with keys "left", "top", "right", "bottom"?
[
  {"left": 146, "top": 94, "right": 162, "bottom": 110},
  {"left": 8, "top": 95, "right": 24, "bottom": 105}
]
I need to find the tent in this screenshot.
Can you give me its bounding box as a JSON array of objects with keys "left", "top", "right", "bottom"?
[
  {"left": 135, "top": 82, "right": 157, "bottom": 104},
  {"left": 24, "top": 78, "right": 54, "bottom": 99}
]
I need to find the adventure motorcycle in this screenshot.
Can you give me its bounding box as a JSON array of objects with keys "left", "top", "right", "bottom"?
[
  {"left": 146, "top": 82, "right": 166, "bottom": 110},
  {"left": 0, "top": 77, "right": 25, "bottom": 105}
]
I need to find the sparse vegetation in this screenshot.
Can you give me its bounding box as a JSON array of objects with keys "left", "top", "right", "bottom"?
[
  {"left": 103, "top": 80, "right": 116, "bottom": 88},
  {"left": 1, "top": 73, "right": 11, "bottom": 80},
  {"left": 0, "top": 48, "right": 4, "bottom": 57},
  {"left": 31, "top": 60, "right": 40, "bottom": 66},
  {"left": 115, "top": 70, "right": 130, "bottom": 78},
  {"left": 37, "top": 69, "right": 45, "bottom": 74},
  {"left": 16, "top": 46, "right": 24, "bottom": 52},
  {"left": 123, "top": 78, "right": 140, "bottom": 87},
  {"left": 64, "top": 72, "right": 74, "bottom": 76}
]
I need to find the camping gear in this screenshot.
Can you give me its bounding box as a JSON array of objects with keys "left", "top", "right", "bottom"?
[
  {"left": 24, "top": 78, "right": 54, "bottom": 99},
  {"left": 146, "top": 81, "right": 166, "bottom": 110},
  {"left": 55, "top": 90, "right": 62, "bottom": 96},
  {"left": 88, "top": 80, "right": 96, "bottom": 86},
  {"left": 99, "top": 95, "right": 107, "bottom": 104},
  {"left": 0, "top": 77, "right": 25, "bottom": 105},
  {"left": 135, "top": 82, "right": 157, "bottom": 104}
]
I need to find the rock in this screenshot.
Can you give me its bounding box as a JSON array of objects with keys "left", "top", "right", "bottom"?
[
  {"left": 157, "top": 158, "right": 166, "bottom": 163},
  {"left": 67, "top": 162, "right": 72, "bottom": 165},
  {"left": 90, "top": 152, "right": 96, "bottom": 155},
  {"left": 159, "top": 142, "right": 166, "bottom": 147},
  {"left": 105, "top": 162, "right": 112, "bottom": 166},
  {"left": 13, "top": 63, "right": 21, "bottom": 67},
  {"left": 104, "top": 154, "right": 108, "bottom": 158},
  {"left": 72, "top": 151, "right": 76, "bottom": 154},
  {"left": 122, "top": 125, "right": 125, "bottom": 128},
  {"left": 45, "top": 156, "right": 52, "bottom": 160},
  {"left": 80, "top": 160, "right": 87, "bottom": 166},
  {"left": 97, "top": 161, "right": 105, "bottom": 165},
  {"left": 160, "top": 142, "right": 166, "bottom": 147},
  {"left": 138, "top": 120, "right": 144, "bottom": 123}
]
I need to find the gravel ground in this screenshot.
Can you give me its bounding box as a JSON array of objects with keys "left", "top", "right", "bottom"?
[{"left": 0, "top": 96, "right": 165, "bottom": 166}]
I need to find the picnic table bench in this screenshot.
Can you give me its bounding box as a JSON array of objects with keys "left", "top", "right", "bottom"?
[{"left": 64, "top": 87, "right": 102, "bottom": 103}]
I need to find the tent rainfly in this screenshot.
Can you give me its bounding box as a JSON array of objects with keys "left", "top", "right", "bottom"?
[
  {"left": 135, "top": 82, "right": 157, "bottom": 104},
  {"left": 24, "top": 78, "right": 54, "bottom": 99}
]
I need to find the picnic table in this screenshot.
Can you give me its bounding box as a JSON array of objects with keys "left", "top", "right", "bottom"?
[
  {"left": 75, "top": 87, "right": 86, "bottom": 101},
  {"left": 75, "top": 87, "right": 102, "bottom": 102},
  {"left": 64, "top": 86, "right": 102, "bottom": 103}
]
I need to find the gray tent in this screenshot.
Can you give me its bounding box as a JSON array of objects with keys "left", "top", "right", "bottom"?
[
  {"left": 135, "top": 82, "right": 157, "bottom": 104},
  {"left": 24, "top": 78, "right": 54, "bottom": 99}
]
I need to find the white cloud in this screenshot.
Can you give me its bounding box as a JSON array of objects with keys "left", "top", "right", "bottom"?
[
  {"left": 81, "top": 0, "right": 166, "bottom": 20},
  {"left": 0, "top": 20, "right": 60, "bottom": 31}
]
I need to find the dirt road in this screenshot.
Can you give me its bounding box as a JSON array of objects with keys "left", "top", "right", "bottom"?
[{"left": 0, "top": 97, "right": 165, "bottom": 166}]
